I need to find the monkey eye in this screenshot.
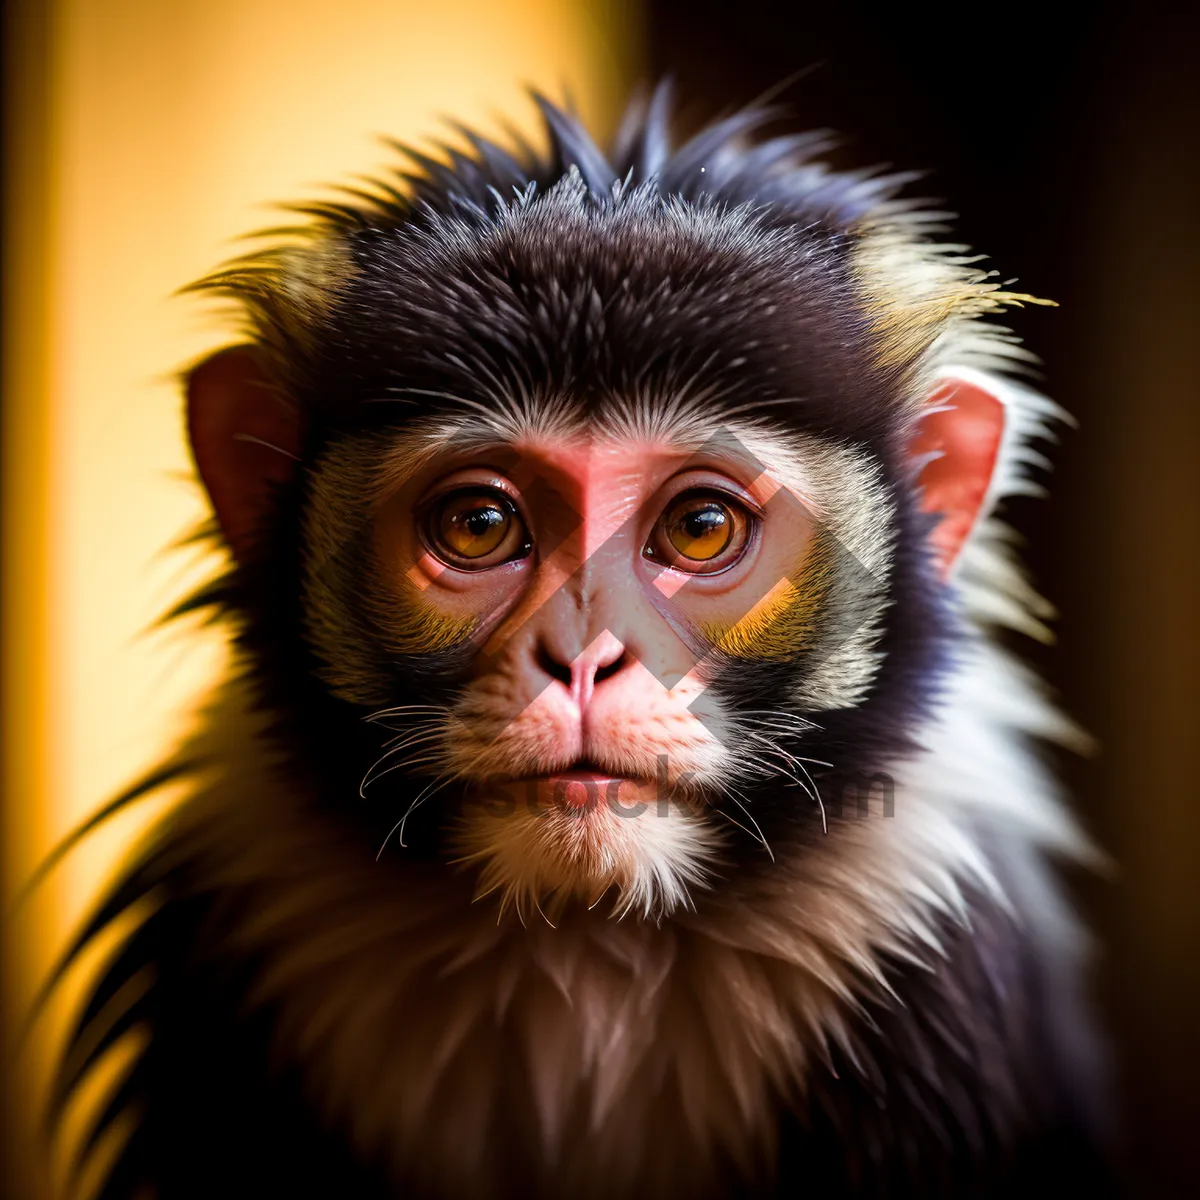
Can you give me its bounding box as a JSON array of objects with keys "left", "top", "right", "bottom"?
[
  {"left": 646, "top": 490, "right": 752, "bottom": 574},
  {"left": 424, "top": 488, "right": 531, "bottom": 570}
]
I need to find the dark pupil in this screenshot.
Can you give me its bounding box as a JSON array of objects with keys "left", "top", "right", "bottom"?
[
  {"left": 463, "top": 506, "right": 503, "bottom": 536},
  {"left": 683, "top": 506, "right": 726, "bottom": 539}
]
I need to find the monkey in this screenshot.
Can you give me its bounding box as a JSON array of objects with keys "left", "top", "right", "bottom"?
[{"left": 36, "top": 87, "right": 1113, "bottom": 1199}]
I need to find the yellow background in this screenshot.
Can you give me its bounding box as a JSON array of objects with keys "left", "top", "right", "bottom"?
[{"left": 3, "top": 2, "right": 634, "bottom": 1194}]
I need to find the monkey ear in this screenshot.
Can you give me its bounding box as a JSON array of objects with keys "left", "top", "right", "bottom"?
[
  {"left": 187, "top": 346, "right": 303, "bottom": 562},
  {"left": 907, "top": 377, "right": 1006, "bottom": 576}
]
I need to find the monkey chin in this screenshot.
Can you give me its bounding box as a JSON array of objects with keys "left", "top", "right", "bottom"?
[{"left": 450, "top": 773, "right": 723, "bottom": 924}]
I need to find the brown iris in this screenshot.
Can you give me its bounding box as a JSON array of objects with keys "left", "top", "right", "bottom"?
[
  {"left": 649, "top": 491, "right": 750, "bottom": 573},
  {"left": 426, "top": 489, "right": 528, "bottom": 568}
]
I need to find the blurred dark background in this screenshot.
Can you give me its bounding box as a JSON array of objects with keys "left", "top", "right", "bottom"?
[{"left": 642, "top": 1, "right": 1199, "bottom": 1193}]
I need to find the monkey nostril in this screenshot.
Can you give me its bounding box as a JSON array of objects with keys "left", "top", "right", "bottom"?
[
  {"left": 593, "top": 651, "right": 628, "bottom": 685},
  {"left": 535, "top": 643, "right": 573, "bottom": 687}
]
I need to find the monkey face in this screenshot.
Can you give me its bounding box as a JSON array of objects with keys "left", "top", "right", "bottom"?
[
  {"left": 291, "top": 387, "right": 909, "bottom": 919},
  {"left": 362, "top": 429, "right": 828, "bottom": 917},
  {"left": 189, "top": 156, "right": 1009, "bottom": 924}
]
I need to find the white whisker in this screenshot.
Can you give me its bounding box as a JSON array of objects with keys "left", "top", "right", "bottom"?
[
  {"left": 735, "top": 724, "right": 830, "bottom": 834},
  {"left": 376, "top": 773, "right": 457, "bottom": 859},
  {"left": 711, "top": 781, "right": 774, "bottom": 861}
]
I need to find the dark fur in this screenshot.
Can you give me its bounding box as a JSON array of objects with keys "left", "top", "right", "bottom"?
[{"left": 42, "top": 90, "right": 1112, "bottom": 1197}]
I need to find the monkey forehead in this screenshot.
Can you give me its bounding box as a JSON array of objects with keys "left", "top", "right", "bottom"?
[{"left": 277, "top": 186, "right": 934, "bottom": 448}]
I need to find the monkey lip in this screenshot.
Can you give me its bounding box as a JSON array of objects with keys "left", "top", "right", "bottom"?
[
  {"left": 535, "top": 762, "right": 639, "bottom": 810},
  {"left": 551, "top": 767, "right": 624, "bottom": 784},
  {"left": 465, "top": 763, "right": 667, "bottom": 817}
]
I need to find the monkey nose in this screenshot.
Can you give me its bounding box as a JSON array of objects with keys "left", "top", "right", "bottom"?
[{"left": 535, "top": 630, "right": 629, "bottom": 710}]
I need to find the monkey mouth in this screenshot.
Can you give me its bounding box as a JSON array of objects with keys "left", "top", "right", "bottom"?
[
  {"left": 513, "top": 760, "right": 643, "bottom": 813},
  {"left": 544, "top": 758, "right": 627, "bottom": 800},
  {"left": 552, "top": 755, "right": 616, "bottom": 777},
  {"left": 461, "top": 749, "right": 715, "bottom": 818},
  {"left": 458, "top": 755, "right": 684, "bottom": 820}
]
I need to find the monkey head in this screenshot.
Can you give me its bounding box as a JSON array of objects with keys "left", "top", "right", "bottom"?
[{"left": 185, "top": 98, "right": 1028, "bottom": 926}]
